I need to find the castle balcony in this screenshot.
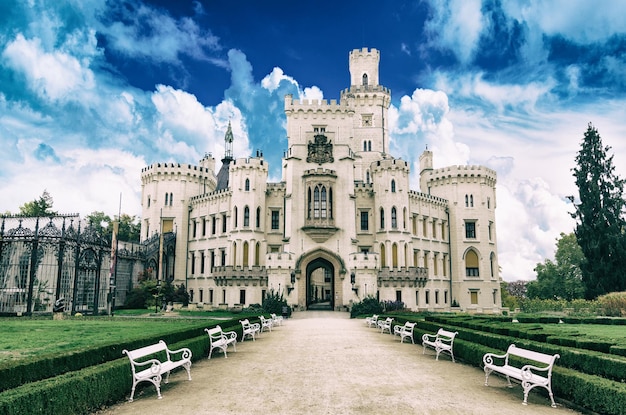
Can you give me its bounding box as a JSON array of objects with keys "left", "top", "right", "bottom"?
[
  {"left": 377, "top": 266, "right": 428, "bottom": 288},
  {"left": 302, "top": 218, "right": 338, "bottom": 243},
  {"left": 211, "top": 265, "right": 268, "bottom": 287}
]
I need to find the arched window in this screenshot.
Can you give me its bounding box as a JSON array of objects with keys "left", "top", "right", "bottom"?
[
  {"left": 470, "top": 194, "right": 474, "bottom": 207},
  {"left": 233, "top": 242, "right": 237, "bottom": 267},
  {"left": 245, "top": 178, "right": 250, "bottom": 191},
  {"left": 233, "top": 206, "right": 238, "bottom": 228},
  {"left": 490, "top": 252, "right": 496, "bottom": 278},
  {"left": 255, "top": 242, "right": 261, "bottom": 266},
  {"left": 391, "top": 207, "right": 397, "bottom": 228},
  {"left": 391, "top": 179, "right": 396, "bottom": 193},
  {"left": 362, "top": 73, "right": 368, "bottom": 86},
  {"left": 244, "top": 206, "right": 250, "bottom": 227},
  {"left": 380, "top": 207, "right": 385, "bottom": 229},
  {"left": 329, "top": 187, "right": 333, "bottom": 218},
  {"left": 321, "top": 186, "right": 327, "bottom": 218},
  {"left": 465, "top": 250, "right": 479, "bottom": 276},
  {"left": 164, "top": 193, "right": 169, "bottom": 206},
  {"left": 465, "top": 194, "right": 468, "bottom": 207},
  {"left": 363, "top": 141, "right": 367, "bottom": 151},
  {"left": 380, "top": 243, "right": 386, "bottom": 267},
  {"left": 404, "top": 243, "right": 408, "bottom": 267},
  {"left": 314, "top": 186, "right": 320, "bottom": 218},
  {"left": 256, "top": 207, "right": 261, "bottom": 228},
  {"left": 368, "top": 140, "right": 372, "bottom": 151},
  {"left": 243, "top": 241, "right": 249, "bottom": 267},
  {"left": 366, "top": 171, "right": 370, "bottom": 183},
  {"left": 403, "top": 207, "right": 407, "bottom": 229},
  {"left": 307, "top": 187, "right": 312, "bottom": 219},
  {"left": 170, "top": 193, "right": 173, "bottom": 206},
  {"left": 392, "top": 243, "right": 398, "bottom": 268}
]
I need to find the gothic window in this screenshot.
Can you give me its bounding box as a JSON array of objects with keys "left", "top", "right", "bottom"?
[
  {"left": 329, "top": 187, "right": 333, "bottom": 218},
  {"left": 321, "top": 187, "right": 327, "bottom": 218},
  {"left": 362, "top": 73, "right": 368, "bottom": 86},
  {"left": 255, "top": 242, "right": 261, "bottom": 266},
  {"left": 470, "top": 194, "right": 474, "bottom": 207},
  {"left": 243, "top": 242, "right": 249, "bottom": 267},
  {"left": 245, "top": 178, "right": 250, "bottom": 191},
  {"left": 465, "top": 250, "right": 479, "bottom": 276},
  {"left": 314, "top": 186, "right": 320, "bottom": 218},
  {"left": 391, "top": 179, "right": 396, "bottom": 193},
  {"left": 307, "top": 187, "right": 312, "bottom": 219},
  {"left": 212, "top": 216, "right": 216, "bottom": 234},
  {"left": 244, "top": 206, "right": 250, "bottom": 227},
  {"left": 165, "top": 193, "right": 168, "bottom": 206},
  {"left": 170, "top": 193, "right": 173, "bottom": 206},
  {"left": 465, "top": 194, "right": 468, "bottom": 207},
  {"left": 366, "top": 171, "right": 370, "bottom": 183},
  {"left": 391, "top": 207, "right": 397, "bottom": 229},
  {"left": 392, "top": 243, "right": 398, "bottom": 268},
  {"left": 222, "top": 214, "right": 227, "bottom": 233},
  {"left": 256, "top": 207, "right": 261, "bottom": 228},
  {"left": 368, "top": 141, "right": 371, "bottom": 151},
  {"left": 233, "top": 207, "right": 238, "bottom": 228},
  {"left": 363, "top": 141, "right": 367, "bottom": 151},
  {"left": 233, "top": 242, "right": 237, "bottom": 267},
  {"left": 147, "top": 195, "right": 150, "bottom": 208},
  {"left": 380, "top": 243, "right": 386, "bottom": 267},
  {"left": 380, "top": 207, "right": 385, "bottom": 229}
]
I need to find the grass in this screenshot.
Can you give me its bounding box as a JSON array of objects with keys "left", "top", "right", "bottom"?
[
  {"left": 542, "top": 323, "right": 626, "bottom": 342},
  {"left": 0, "top": 308, "right": 265, "bottom": 364}
]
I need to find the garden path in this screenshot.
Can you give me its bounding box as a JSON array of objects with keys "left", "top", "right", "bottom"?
[{"left": 96, "top": 311, "right": 582, "bottom": 415}]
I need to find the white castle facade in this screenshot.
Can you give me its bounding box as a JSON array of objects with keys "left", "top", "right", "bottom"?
[{"left": 140, "top": 48, "right": 501, "bottom": 312}]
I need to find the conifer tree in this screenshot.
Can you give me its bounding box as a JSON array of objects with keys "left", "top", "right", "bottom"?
[{"left": 570, "top": 123, "right": 626, "bottom": 298}]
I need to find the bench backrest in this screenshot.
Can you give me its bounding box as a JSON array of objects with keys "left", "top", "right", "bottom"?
[
  {"left": 206, "top": 325, "right": 224, "bottom": 341},
  {"left": 507, "top": 344, "right": 560, "bottom": 366},
  {"left": 437, "top": 328, "right": 457, "bottom": 341},
  {"left": 123, "top": 340, "right": 168, "bottom": 362},
  {"left": 240, "top": 319, "right": 251, "bottom": 327}
]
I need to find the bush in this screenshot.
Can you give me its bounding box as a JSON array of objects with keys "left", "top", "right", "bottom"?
[
  {"left": 262, "top": 289, "right": 290, "bottom": 317},
  {"left": 350, "top": 296, "right": 383, "bottom": 318},
  {"left": 597, "top": 292, "right": 626, "bottom": 317},
  {"left": 382, "top": 300, "right": 405, "bottom": 312}
]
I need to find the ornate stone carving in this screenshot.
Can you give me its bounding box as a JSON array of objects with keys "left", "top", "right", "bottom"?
[{"left": 307, "top": 134, "right": 334, "bottom": 164}]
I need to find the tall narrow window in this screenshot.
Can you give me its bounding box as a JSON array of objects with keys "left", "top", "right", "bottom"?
[
  {"left": 465, "top": 221, "right": 476, "bottom": 239},
  {"left": 307, "top": 187, "right": 312, "bottom": 219},
  {"left": 362, "top": 73, "right": 368, "bottom": 86},
  {"left": 233, "top": 242, "right": 237, "bottom": 267},
  {"left": 314, "top": 186, "right": 320, "bottom": 218},
  {"left": 366, "top": 171, "right": 370, "bottom": 183},
  {"left": 200, "top": 252, "right": 205, "bottom": 274},
  {"left": 360, "top": 211, "right": 369, "bottom": 231},
  {"left": 380, "top": 243, "right": 386, "bottom": 267},
  {"left": 222, "top": 213, "right": 227, "bottom": 233},
  {"left": 169, "top": 193, "right": 173, "bottom": 206},
  {"left": 363, "top": 141, "right": 367, "bottom": 151},
  {"left": 321, "top": 186, "right": 327, "bottom": 218},
  {"left": 392, "top": 243, "right": 398, "bottom": 268},
  {"left": 391, "top": 207, "right": 397, "bottom": 229},
  {"left": 255, "top": 242, "right": 260, "bottom": 266},
  {"left": 465, "top": 194, "right": 469, "bottom": 207},
  {"left": 190, "top": 252, "right": 195, "bottom": 275},
  {"left": 212, "top": 216, "right": 216, "bottom": 235},
  {"left": 391, "top": 179, "right": 396, "bottom": 193},
  {"left": 245, "top": 178, "right": 250, "bottom": 191},
  {"left": 368, "top": 141, "right": 371, "bottom": 151},
  {"left": 256, "top": 207, "right": 261, "bottom": 228},
  {"left": 465, "top": 250, "right": 479, "bottom": 276},
  {"left": 271, "top": 210, "right": 279, "bottom": 230},
  {"left": 243, "top": 241, "right": 249, "bottom": 267},
  {"left": 244, "top": 206, "right": 250, "bottom": 227},
  {"left": 165, "top": 193, "right": 169, "bottom": 206},
  {"left": 380, "top": 208, "right": 385, "bottom": 229},
  {"left": 329, "top": 187, "right": 333, "bottom": 218},
  {"left": 234, "top": 207, "right": 238, "bottom": 228},
  {"left": 470, "top": 195, "right": 474, "bottom": 207}
]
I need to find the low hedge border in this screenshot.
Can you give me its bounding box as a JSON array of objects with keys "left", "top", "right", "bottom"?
[
  {"left": 416, "top": 325, "right": 626, "bottom": 414},
  {"left": 0, "top": 317, "right": 257, "bottom": 393}
]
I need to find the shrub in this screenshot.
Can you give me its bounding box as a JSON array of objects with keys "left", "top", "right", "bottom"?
[
  {"left": 382, "top": 300, "right": 405, "bottom": 312},
  {"left": 262, "top": 289, "right": 290, "bottom": 317},
  {"left": 350, "top": 296, "right": 383, "bottom": 318},
  {"left": 597, "top": 291, "right": 626, "bottom": 317}
]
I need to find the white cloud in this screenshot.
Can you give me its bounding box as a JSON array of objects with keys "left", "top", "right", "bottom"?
[
  {"left": 2, "top": 34, "right": 95, "bottom": 102},
  {"left": 424, "top": 0, "right": 485, "bottom": 64}
]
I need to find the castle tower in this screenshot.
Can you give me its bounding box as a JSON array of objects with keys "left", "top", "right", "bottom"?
[{"left": 216, "top": 121, "right": 234, "bottom": 191}]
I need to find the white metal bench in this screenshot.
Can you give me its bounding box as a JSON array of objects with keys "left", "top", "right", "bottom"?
[
  {"left": 122, "top": 340, "right": 192, "bottom": 402},
  {"left": 259, "top": 315, "right": 273, "bottom": 333},
  {"left": 378, "top": 317, "right": 394, "bottom": 334},
  {"left": 483, "top": 344, "right": 560, "bottom": 408},
  {"left": 422, "top": 328, "right": 458, "bottom": 362},
  {"left": 271, "top": 313, "right": 284, "bottom": 326},
  {"left": 240, "top": 319, "right": 261, "bottom": 341},
  {"left": 205, "top": 325, "right": 237, "bottom": 359},
  {"left": 393, "top": 321, "right": 416, "bottom": 343},
  {"left": 365, "top": 314, "right": 379, "bottom": 328}
]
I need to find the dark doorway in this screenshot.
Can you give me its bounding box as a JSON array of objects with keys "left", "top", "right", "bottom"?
[{"left": 306, "top": 258, "right": 334, "bottom": 310}]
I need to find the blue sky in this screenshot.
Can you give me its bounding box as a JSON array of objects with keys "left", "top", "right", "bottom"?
[{"left": 1, "top": 0, "right": 626, "bottom": 282}]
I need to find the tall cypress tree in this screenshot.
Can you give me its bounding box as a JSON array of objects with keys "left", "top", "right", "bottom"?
[{"left": 571, "top": 123, "right": 626, "bottom": 299}]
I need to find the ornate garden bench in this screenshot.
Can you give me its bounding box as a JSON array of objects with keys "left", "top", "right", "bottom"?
[
  {"left": 205, "top": 325, "right": 237, "bottom": 359},
  {"left": 378, "top": 317, "right": 394, "bottom": 334},
  {"left": 393, "top": 321, "right": 416, "bottom": 343},
  {"left": 271, "top": 313, "right": 284, "bottom": 326},
  {"left": 365, "top": 314, "right": 379, "bottom": 328},
  {"left": 421, "top": 328, "right": 458, "bottom": 362},
  {"left": 122, "top": 340, "right": 192, "bottom": 402},
  {"left": 259, "top": 315, "right": 273, "bottom": 333},
  {"left": 483, "top": 344, "right": 560, "bottom": 408},
  {"left": 240, "top": 318, "right": 261, "bottom": 341}
]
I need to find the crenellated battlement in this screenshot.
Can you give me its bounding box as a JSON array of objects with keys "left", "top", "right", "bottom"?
[
  {"left": 284, "top": 94, "right": 350, "bottom": 114},
  {"left": 371, "top": 158, "right": 410, "bottom": 173},
  {"left": 231, "top": 157, "right": 268, "bottom": 172},
  {"left": 349, "top": 47, "right": 379, "bottom": 62},
  {"left": 425, "top": 164, "right": 497, "bottom": 187},
  {"left": 408, "top": 190, "right": 448, "bottom": 207},
  {"left": 141, "top": 162, "right": 216, "bottom": 186},
  {"left": 303, "top": 167, "right": 337, "bottom": 178}
]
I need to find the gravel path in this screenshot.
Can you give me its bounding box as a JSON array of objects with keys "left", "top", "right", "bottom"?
[{"left": 97, "top": 311, "right": 582, "bottom": 415}]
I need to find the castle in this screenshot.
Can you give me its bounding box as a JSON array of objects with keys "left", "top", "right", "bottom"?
[{"left": 140, "top": 48, "right": 501, "bottom": 312}]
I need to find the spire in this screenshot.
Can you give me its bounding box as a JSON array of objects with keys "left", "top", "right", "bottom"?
[
  {"left": 216, "top": 121, "right": 234, "bottom": 191},
  {"left": 223, "top": 120, "right": 233, "bottom": 162}
]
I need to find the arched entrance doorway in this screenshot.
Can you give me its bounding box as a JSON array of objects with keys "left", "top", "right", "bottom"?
[{"left": 306, "top": 258, "right": 334, "bottom": 310}]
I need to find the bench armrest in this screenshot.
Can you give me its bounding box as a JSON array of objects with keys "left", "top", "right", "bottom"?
[
  {"left": 520, "top": 363, "right": 550, "bottom": 379},
  {"left": 131, "top": 358, "right": 162, "bottom": 373},
  {"left": 422, "top": 333, "right": 437, "bottom": 342},
  {"left": 482, "top": 352, "right": 508, "bottom": 365},
  {"left": 167, "top": 347, "right": 193, "bottom": 360},
  {"left": 223, "top": 331, "right": 237, "bottom": 340}
]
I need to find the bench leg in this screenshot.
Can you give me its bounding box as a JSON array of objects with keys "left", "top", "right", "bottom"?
[
  {"left": 184, "top": 362, "right": 192, "bottom": 381},
  {"left": 484, "top": 368, "right": 492, "bottom": 386}
]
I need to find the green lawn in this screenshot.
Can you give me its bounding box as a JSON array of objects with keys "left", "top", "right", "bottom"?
[
  {"left": 542, "top": 323, "right": 626, "bottom": 342},
  {"left": 0, "top": 316, "right": 211, "bottom": 363}
]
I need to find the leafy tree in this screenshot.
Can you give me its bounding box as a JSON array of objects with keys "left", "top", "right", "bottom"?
[
  {"left": 19, "top": 190, "right": 57, "bottom": 217},
  {"left": 570, "top": 123, "right": 626, "bottom": 298},
  {"left": 528, "top": 233, "right": 585, "bottom": 300},
  {"left": 86, "top": 211, "right": 141, "bottom": 243}
]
